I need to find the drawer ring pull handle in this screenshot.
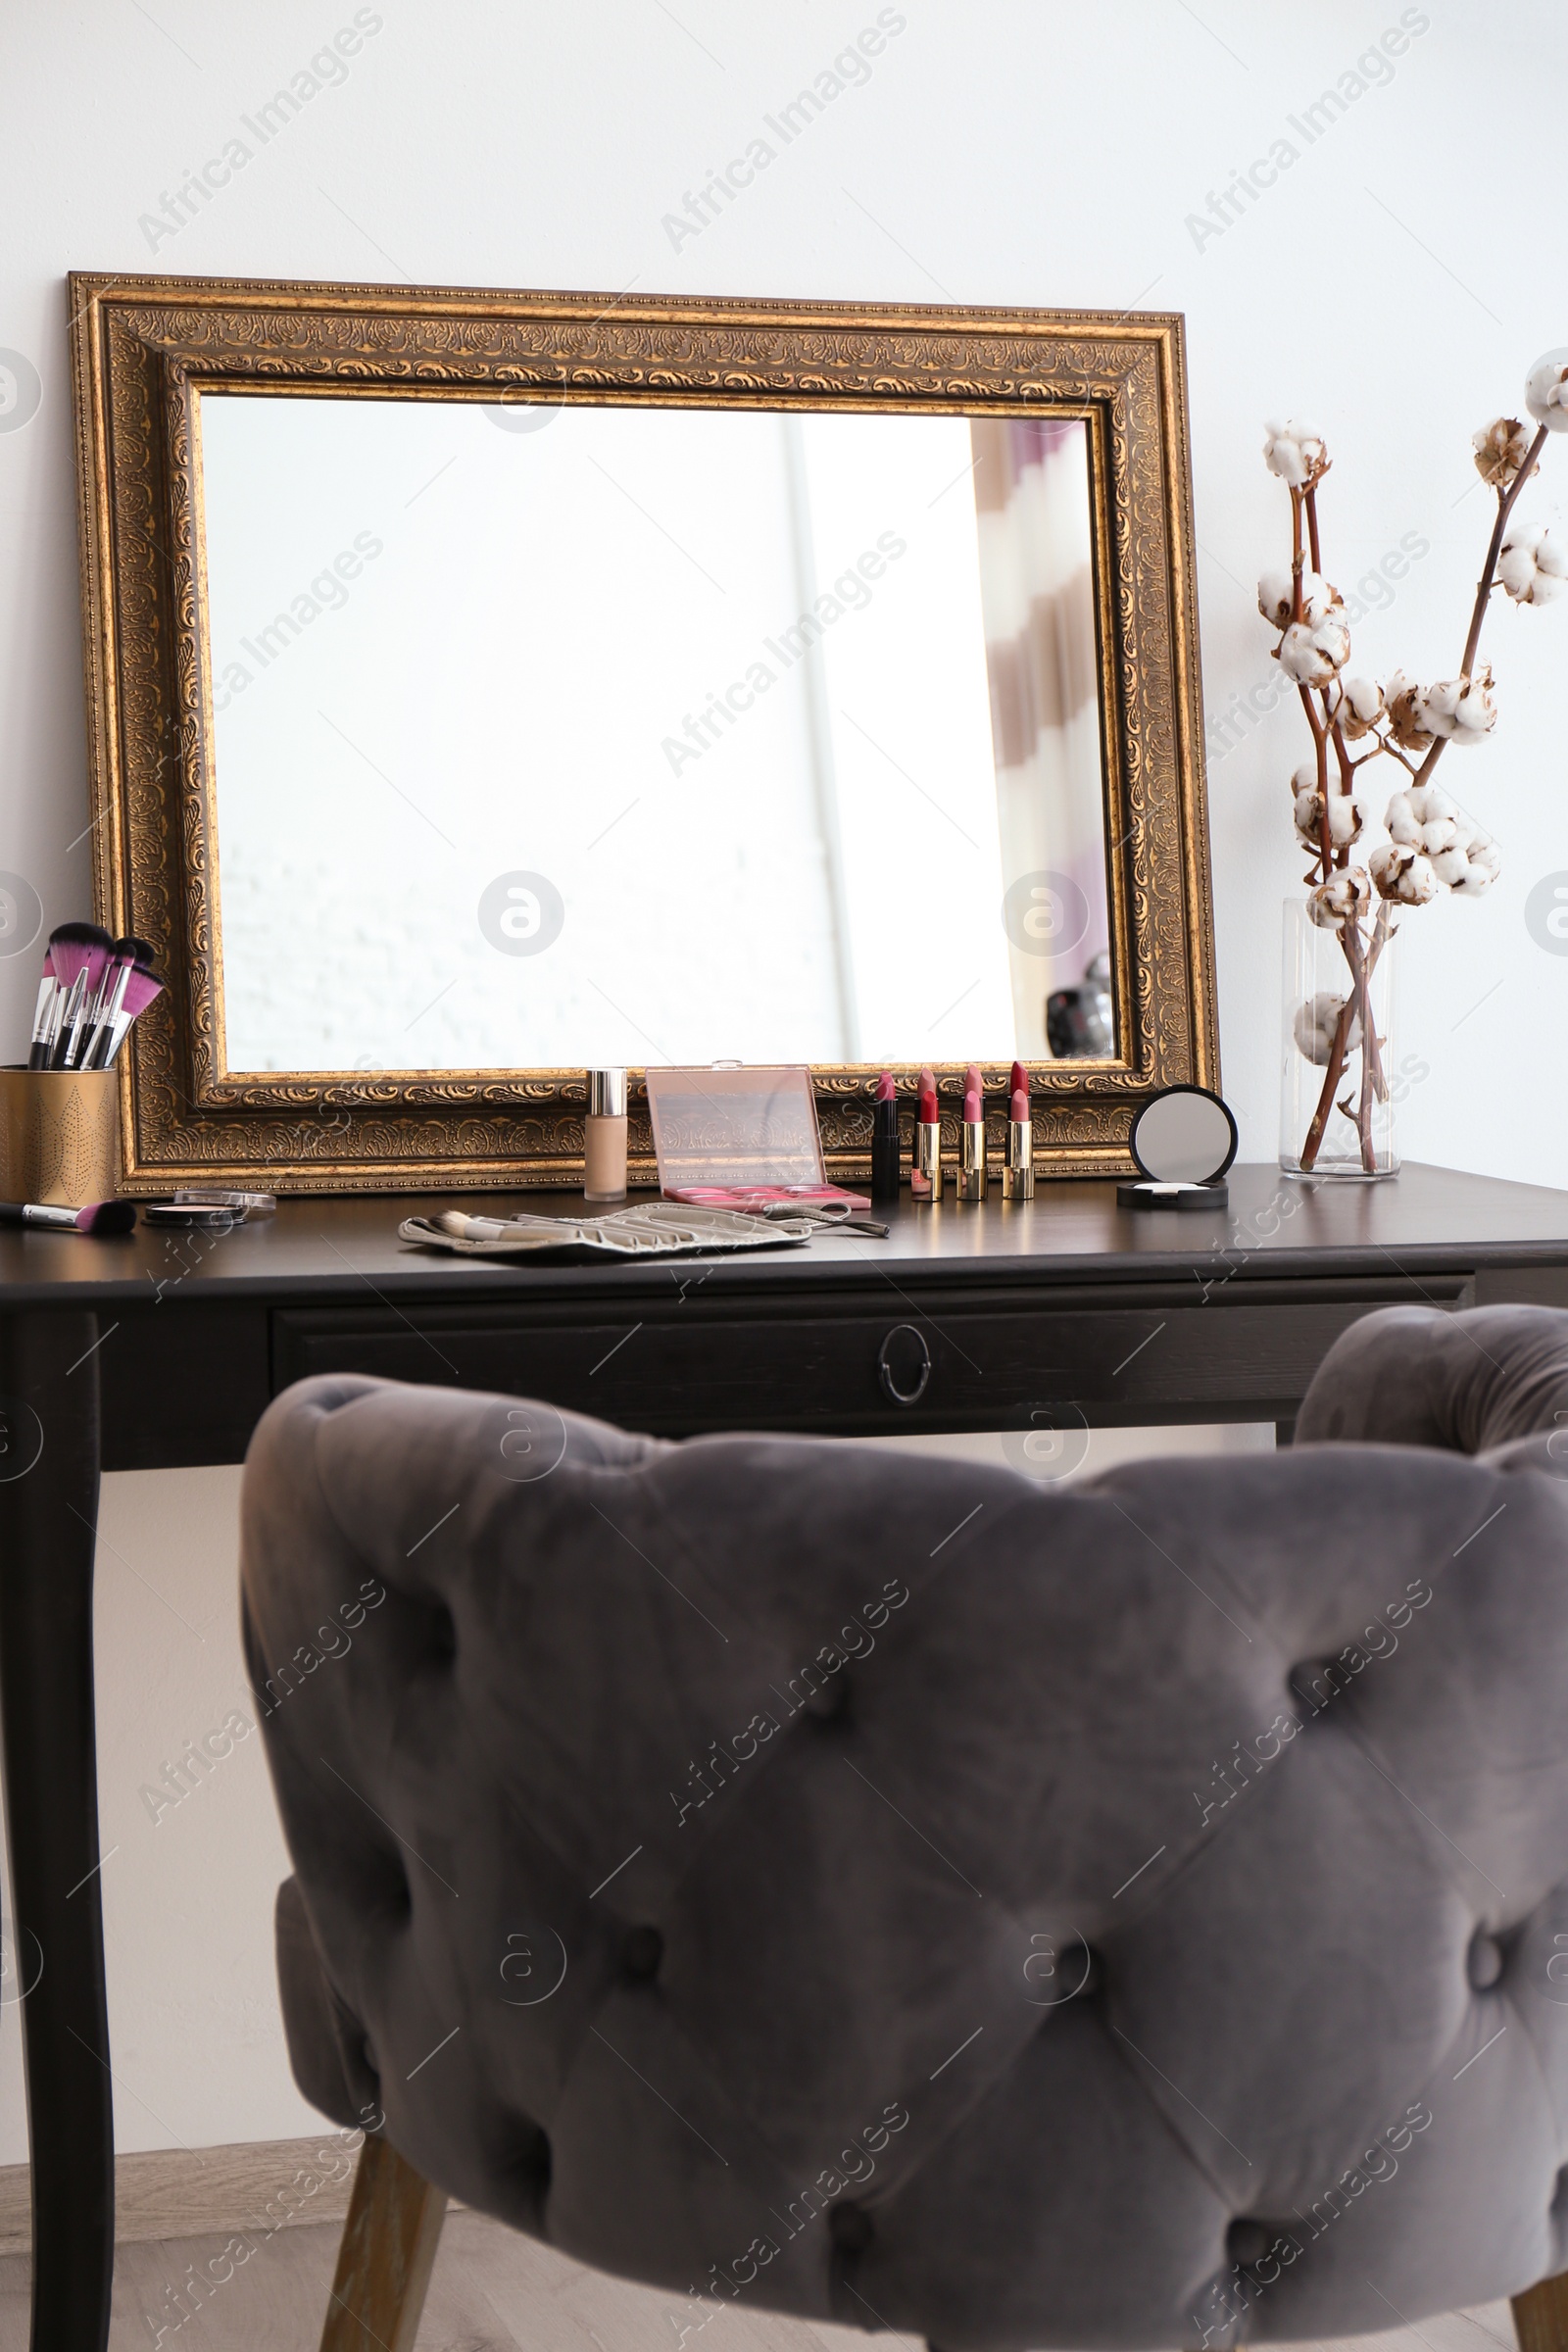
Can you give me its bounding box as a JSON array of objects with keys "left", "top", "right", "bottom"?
[{"left": 878, "top": 1324, "right": 932, "bottom": 1407}]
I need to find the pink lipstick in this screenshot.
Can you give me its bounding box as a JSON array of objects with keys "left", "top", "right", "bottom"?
[
  {"left": 1004, "top": 1084, "right": 1034, "bottom": 1200},
  {"left": 958, "top": 1081, "right": 987, "bottom": 1202}
]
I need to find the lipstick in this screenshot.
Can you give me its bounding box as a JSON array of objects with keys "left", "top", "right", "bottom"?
[
  {"left": 912, "top": 1075, "right": 942, "bottom": 1202},
  {"left": 871, "top": 1071, "right": 901, "bottom": 1204},
  {"left": 957, "top": 1081, "right": 987, "bottom": 1202},
  {"left": 1004, "top": 1084, "right": 1034, "bottom": 1200}
]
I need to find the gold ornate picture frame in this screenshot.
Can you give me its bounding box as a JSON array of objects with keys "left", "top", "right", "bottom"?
[{"left": 69, "top": 270, "right": 1217, "bottom": 1193}]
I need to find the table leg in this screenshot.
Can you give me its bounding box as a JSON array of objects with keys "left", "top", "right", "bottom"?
[{"left": 0, "top": 1307, "right": 114, "bottom": 2352}]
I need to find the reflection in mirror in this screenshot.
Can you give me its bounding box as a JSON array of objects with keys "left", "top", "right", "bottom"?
[{"left": 198, "top": 393, "right": 1111, "bottom": 1074}]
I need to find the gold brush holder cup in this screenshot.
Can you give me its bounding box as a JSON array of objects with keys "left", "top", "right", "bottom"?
[{"left": 0, "top": 1067, "right": 121, "bottom": 1207}]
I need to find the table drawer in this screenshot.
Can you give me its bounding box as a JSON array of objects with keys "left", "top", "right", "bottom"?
[{"left": 271, "top": 1283, "right": 1467, "bottom": 1436}]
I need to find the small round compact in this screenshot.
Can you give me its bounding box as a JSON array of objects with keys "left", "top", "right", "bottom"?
[{"left": 1117, "top": 1085, "right": 1238, "bottom": 1212}]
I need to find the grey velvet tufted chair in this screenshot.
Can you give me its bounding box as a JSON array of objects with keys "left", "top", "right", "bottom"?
[{"left": 241, "top": 1304, "right": 1568, "bottom": 2352}]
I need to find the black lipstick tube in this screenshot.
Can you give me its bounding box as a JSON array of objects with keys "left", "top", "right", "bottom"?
[{"left": 870, "top": 1093, "right": 902, "bottom": 1203}]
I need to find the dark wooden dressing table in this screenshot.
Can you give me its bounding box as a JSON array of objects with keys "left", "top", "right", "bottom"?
[{"left": 4, "top": 1160, "right": 1568, "bottom": 2350}]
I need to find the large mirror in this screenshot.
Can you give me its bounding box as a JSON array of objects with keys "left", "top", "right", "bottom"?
[
  {"left": 201, "top": 396, "right": 1110, "bottom": 1076},
  {"left": 71, "top": 274, "right": 1217, "bottom": 1190}
]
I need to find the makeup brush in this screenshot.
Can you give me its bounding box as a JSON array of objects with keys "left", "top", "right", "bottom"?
[
  {"left": 26, "top": 948, "right": 56, "bottom": 1071},
  {"left": 102, "top": 961, "right": 166, "bottom": 1066},
  {"left": 46, "top": 922, "right": 113, "bottom": 1068},
  {"left": 870, "top": 1070, "right": 901, "bottom": 1205},
  {"left": 0, "top": 1198, "right": 137, "bottom": 1235},
  {"left": 82, "top": 937, "right": 154, "bottom": 1068}
]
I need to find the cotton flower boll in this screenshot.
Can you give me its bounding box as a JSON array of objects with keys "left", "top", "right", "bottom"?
[
  {"left": 1436, "top": 829, "right": 1501, "bottom": 896},
  {"left": 1294, "top": 786, "right": 1360, "bottom": 850},
  {"left": 1407, "top": 782, "right": 1457, "bottom": 826},
  {"left": 1258, "top": 568, "right": 1296, "bottom": 628},
  {"left": 1260, "top": 569, "right": 1338, "bottom": 633},
  {"left": 1331, "top": 674, "right": 1385, "bottom": 740},
  {"left": 1419, "top": 816, "right": 1458, "bottom": 856},
  {"left": 1384, "top": 791, "right": 1422, "bottom": 847},
  {"left": 1299, "top": 576, "right": 1345, "bottom": 629},
  {"left": 1293, "top": 991, "right": 1361, "bottom": 1065},
  {"left": 1263, "top": 419, "right": 1329, "bottom": 487},
  {"left": 1450, "top": 665, "right": 1498, "bottom": 743},
  {"left": 1473, "top": 416, "right": 1536, "bottom": 488},
  {"left": 1370, "top": 843, "right": 1439, "bottom": 906},
  {"left": 1278, "top": 610, "right": 1350, "bottom": 685},
  {"left": 1459, "top": 833, "right": 1501, "bottom": 893},
  {"left": 1415, "top": 678, "right": 1462, "bottom": 738},
  {"left": 1416, "top": 669, "right": 1497, "bottom": 745},
  {"left": 1525, "top": 349, "right": 1568, "bottom": 433},
  {"left": 1308, "top": 867, "right": 1370, "bottom": 927},
  {"left": 1385, "top": 672, "right": 1434, "bottom": 751},
  {"left": 1498, "top": 523, "right": 1568, "bottom": 606}
]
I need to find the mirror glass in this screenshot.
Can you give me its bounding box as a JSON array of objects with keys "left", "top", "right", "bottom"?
[
  {"left": 198, "top": 392, "right": 1112, "bottom": 1074},
  {"left": 1131, "top": 1091, "right": 1235, "bottom": 1185}
]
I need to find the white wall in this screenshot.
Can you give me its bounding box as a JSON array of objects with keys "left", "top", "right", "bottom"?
[{"left": 3, "top": 0, "right": 1567, "bottom": 2162}]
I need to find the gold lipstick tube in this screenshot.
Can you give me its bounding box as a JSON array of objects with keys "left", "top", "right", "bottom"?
[
  {"left": 911, "top": 1118, "right": 943, "bottom": 1202},
  {"left": 957, "top": 1116, "right": 988, "bottom": 1202},
  {"left": 1003, "top": 1117, "right": 1034, "bottom": 1200}
]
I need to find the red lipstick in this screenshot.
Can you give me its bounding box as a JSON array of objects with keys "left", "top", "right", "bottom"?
[{"left": 912, "top": 1078, "right": 942, "bottom": 1202}]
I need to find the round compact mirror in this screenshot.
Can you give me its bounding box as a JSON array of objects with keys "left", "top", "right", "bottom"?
[{"left": 1117, "top": 1086, "right": 1238, "bottom": 1211}]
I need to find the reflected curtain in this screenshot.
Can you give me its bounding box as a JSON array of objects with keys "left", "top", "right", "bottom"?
[{"left": 970, "top": 417, "right": 1108, "bottom": 1056}]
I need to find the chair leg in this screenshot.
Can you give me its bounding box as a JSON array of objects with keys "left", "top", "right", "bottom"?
[
  {"left": 319, "top": 2132, "right": 448, "bottom": 2352},
  {"left": 1513, "top": 2272, "right": 1568, "bottom": 2352}
]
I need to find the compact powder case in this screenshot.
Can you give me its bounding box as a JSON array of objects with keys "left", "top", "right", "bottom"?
[{"left": 1116, "top": 1085, "right": 1238, "bottom": 1212}]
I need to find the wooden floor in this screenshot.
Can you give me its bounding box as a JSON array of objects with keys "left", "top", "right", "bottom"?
[{"left": 0, "top": 2209, "right": 1524, "bottom": 2352}]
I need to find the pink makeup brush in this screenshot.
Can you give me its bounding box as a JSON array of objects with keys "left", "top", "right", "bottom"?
[
  {"left": 82, "top": 937, "right": 154, "bottom": 1068},
  {"left": 0, "top": 1198, "right": 137, "bottom": 1235},
  {"left": 103, "top": 961, "right": 165, "bottom": 1066},
  {"left": 46, "top": 922, "right": 112, "bottom": 1067}
]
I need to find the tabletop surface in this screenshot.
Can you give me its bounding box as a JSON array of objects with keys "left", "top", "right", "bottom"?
[{"left": 1, "top": 1162, "right": 1566, "bottom": 1310}]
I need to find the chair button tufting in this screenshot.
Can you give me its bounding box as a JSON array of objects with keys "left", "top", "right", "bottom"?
[
  {"left": 620, "top": 1925, "right": 664, "bottom": 1981},
  {"left": 803, "top": 1676, "right": 849, "bottom": 1721},
  {"left": 1227, "top": 2219, "right": 1271, "bottom": 2268},
  {"left": 829, "top": 2201, "right": 874, "bottom": 2254},
  {"left": 1468, "top": 1930, "right": 1504, "bottom": 1990}
]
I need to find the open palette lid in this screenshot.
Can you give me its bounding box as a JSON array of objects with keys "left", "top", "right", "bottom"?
[{"left": 644, "top": 1065, "right": 826, "bottom": 1193}]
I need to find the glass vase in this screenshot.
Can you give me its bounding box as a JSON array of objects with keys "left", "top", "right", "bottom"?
[{"left": 1279, "top": 896, "right": 1398, "bottom": 1180}]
